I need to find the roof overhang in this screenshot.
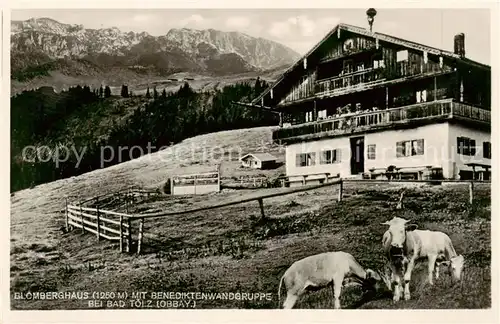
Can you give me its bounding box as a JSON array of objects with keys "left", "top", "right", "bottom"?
[{"left": 252, "top": 23, "right": 490, "bottom": 107}]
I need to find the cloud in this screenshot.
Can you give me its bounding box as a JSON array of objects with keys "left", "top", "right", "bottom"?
[
  {"left": 268, "top": 15, "right": 339, "bottom": 40},
  {"left": 269, "top": 21, "right": 292, "bottom": 39},
  {"left": 177, "top": 14, "right": 213, "bottom": 29},
  {"left": 225, "top": 16, "right": 251, "bottom": 29}
]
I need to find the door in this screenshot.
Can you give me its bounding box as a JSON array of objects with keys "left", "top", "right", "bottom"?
[{"left": 350, "top": 136, "right": 365, "bottom": 175}]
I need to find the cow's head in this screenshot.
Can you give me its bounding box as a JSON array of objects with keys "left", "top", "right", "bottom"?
[
  {"left": 362, "top": 268, "right": 393, "bottom": 297},
  {"left": 441, "top": 255, "right": 465, "bottom": 281},
  {"left": 381, "top": 217, "right": 418, "bottom": 250}
]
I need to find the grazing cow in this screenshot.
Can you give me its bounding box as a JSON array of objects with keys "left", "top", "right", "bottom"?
[
  {"left": 277, "top": 251, "right": 390, "bottom": 309},
  {"left": 381, "top": 217, "right": 465, "bottom": 302}
]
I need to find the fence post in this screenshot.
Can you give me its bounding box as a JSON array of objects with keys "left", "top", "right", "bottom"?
[
  {"left": 119, "top": 216, "right": 124, "bottom": 253},
  {"left": 469, "top": 181, "right": 474, "bottom": 205},
  {"left": 126, "top": 190, "right": 129, "bottom": 214},
  {"left": 96, "top": 205, "right": 101, "bottom": 241},
  {"left": 65, "top": 197, "right": 69, "bottom": 232},
  {"left": 137, "top": 218, "right": 145, "bottom": 255},
  {"left": 258, "top": 198, "right": 266, "bottom": 220},
  {"left": 337, "top": 180, "right": 343, "bottom": 202},
  {"left": 127, "top": 218, "right": 132, "bottom": 253},
  {"left": 79, "top": 201, "right": 85, "bottom": 234}
]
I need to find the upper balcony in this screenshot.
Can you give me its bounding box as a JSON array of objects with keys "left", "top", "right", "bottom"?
[
  {"left": 315, "top": 67, "right": 385, "bottom": 98},
  {"left": 273, "top": 99, "right": 490, "bottom": 144}
]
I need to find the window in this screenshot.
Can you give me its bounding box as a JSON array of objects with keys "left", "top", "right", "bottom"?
[
  {"left": 320, "top": 149, "right": 341, "bottom": 164},
  {"left": 318, "top": 109, "right": 327, "bottom": 119},
  {"left": 457, "top": 137, "right": 476, "bottom": 156},
  {"left": 367, "top": 144, "right": 376, "bottom": 160},
  {"left": 483, "top": 141, "right": 491, "bottom": 159},
  {"left": 343, "top": 60, "right": 353, "bottom": 74},
  {"left": 397, "top": 139, "right": 424, "bottom": 157},
  {"left": 416, "top": 90, "right": 427, "bottom": 103},
  {"left": 305, "top": 111, "right": 313, "bottom": 122},
  {"left": 397, "top": 50, "right": 408, "bottom": 62},
  {"left": 373, "top": 59, "right": 385, "bottom": 68},
  {"left": 296, "top": 153, "right": 316, "bottom": 167}
]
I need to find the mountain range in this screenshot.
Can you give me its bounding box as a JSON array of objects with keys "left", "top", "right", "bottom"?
[{"left": 11, "top": 17, "right": 300, "bottom": 92}]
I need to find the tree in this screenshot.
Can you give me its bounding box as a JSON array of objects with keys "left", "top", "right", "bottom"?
[
  {"left": 254, "top": 77, "right": 262, "bottom": 95},
  {"left": 104, "top": 86, "right": 111, "bottom": 98},
  {"left": 121, "top": 85, "right": 129, "bottom": 98},
  {"left": 146, "top": 86, "right": 151, "bottom": 99},
  {"left": 153, "top": 86, "right": 158, "bottom": 100},
  {"left": 162, "top": 88, "right": 167, "bottom": 98},
  {"left": 99, "top": 85, "right": 104, "bottom": 98}
]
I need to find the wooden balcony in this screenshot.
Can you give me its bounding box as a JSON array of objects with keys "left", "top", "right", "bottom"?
[
  {"left": 273, "top": 99, "right": 490, "bottom": 144},
  {"left": 315, "top": 67, "right": 386, "bottom": 97}
]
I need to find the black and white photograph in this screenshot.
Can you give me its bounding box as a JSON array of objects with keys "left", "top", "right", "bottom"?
[{"left": 4, "top": 2, "right": 499, "bottom": 320}]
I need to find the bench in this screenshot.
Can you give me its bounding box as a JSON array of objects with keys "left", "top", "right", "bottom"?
[
  {"left": 283, "top": 172, "right": 339, "bottom": 187},
  {"left": 464, "top": 162, "right": 491, "bottom": 180},
  {"left": 369, "top": 165, "right": 441, "bottom": 180}
]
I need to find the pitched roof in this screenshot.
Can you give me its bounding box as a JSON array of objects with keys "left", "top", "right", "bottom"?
[
  {"left": 252, "top": 22, "right": 490, "bottom": 105},
  {"left": 240, "top": 153, "right": 277, "bottom": 162}
]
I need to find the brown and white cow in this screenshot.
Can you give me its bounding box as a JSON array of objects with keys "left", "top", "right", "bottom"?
[{"left": 381, "top": 217, "right": 465, "bottom": 301}]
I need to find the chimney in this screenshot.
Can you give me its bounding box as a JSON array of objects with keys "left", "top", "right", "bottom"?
[{"left": 454, "top": 33, "right": 465, "bottom": 58}]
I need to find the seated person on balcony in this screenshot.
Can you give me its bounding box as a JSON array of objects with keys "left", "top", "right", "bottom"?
[{"left": 355, "top": 103, "right": 362, "bottom": 114}]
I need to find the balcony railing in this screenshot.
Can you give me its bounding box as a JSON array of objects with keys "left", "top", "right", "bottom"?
[
  {"left": 273, "top": 99, "right": 490, "bottom": 142},
  {"left": 452, "top": 102, "right": 491, "bottom": 122},
  {"left": 315, "top": 67, "right": 385, "bottom": 97}
]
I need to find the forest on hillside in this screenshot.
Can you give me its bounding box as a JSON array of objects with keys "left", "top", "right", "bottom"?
[{"left": 11, "top": 79, "right": 276, "bottom": 192}]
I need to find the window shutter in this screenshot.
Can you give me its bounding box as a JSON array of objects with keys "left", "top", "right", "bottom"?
[
  {"left": 457, "top": 137, "right": 463, "bottom": 154},
  {"left": 484, "top": 142, "right": 491, "bottom": 159},
  {"left": 416, "top": 139, "right": 424, "bottom": 155},
  {"left": 337, "top": 149, "right": 342, "bottom": 162},
  {"left": 396, "top": 141, "right": 404, "bottom": 157},
  {"left": 309, "top": 153, "right": 316, "bottom": 166},
  {"left": 296, "top": 154, "right": 301, "bottom": 167}
]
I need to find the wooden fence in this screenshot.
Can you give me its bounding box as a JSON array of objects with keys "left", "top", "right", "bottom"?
[
  {"left": 64, "top": 178, "right": 490, "bottom": 255},
  {"left": 64, "top": 187, "right": 161, "bottom": 252},
  {"left": 66, "top": 203, "right": 132, "bottom": 252}
]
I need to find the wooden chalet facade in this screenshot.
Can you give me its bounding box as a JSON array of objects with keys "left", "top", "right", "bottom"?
[{"left": 251, "top": 23, "right": 491, "bottom": 185}]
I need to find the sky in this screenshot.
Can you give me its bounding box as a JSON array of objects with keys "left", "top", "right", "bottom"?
[{"left": 11, "top": 8, "right": 492, "bottom": 65}]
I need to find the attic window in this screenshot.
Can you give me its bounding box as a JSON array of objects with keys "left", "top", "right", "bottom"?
[
  {"left": 396, "top": 50, "right": 408, "bottom": 62},
  {"left": 343, "top": 39, "right": 354, "bottom": 52}
]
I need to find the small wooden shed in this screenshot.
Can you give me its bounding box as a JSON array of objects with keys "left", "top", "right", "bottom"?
[{"left": 240, "top": 153, "right": 277, "bottom": 170}]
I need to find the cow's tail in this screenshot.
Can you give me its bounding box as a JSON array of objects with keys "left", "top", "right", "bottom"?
[{"left": 277, "top": 274, "right": 285, "bottom": 308}]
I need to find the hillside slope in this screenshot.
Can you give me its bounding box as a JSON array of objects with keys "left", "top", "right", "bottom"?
[{"left": 11, "top": 126, "right": 282, "bottom": 210}]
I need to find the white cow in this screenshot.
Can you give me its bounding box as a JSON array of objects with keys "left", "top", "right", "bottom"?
[
  {"left": 381, "top": 217, "right": 465, "bottom": 302},
  {"left": 277, "top": 251, "right": 390, "bottom": 309}
]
